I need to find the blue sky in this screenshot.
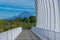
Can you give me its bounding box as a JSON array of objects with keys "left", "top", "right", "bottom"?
[{"left": 0, "top": 0, "right": 36, "bottom": 19}]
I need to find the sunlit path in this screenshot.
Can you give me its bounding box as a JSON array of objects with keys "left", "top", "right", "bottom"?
[{"left": 15, "top": 30, "right": 41, "bottom": 40}]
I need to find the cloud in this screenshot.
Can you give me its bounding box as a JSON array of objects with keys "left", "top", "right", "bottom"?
[
  {"left": 0, "top": 0, "right": 35, "bottom": 8},
  {"left": 0, "top": 6, "right": 36, "bottom": 12},
  {"left": 0, "top": 0, "right": 36, "bottom": 19}
]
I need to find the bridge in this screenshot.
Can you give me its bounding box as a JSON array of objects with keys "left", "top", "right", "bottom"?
[
  {"left": 15, "top": 30, "right": 41, "bottom": 40},
  {"left": 0, "top": 0, "right": 60, "bottom": 40},
  {"left": 15, "top": 0, "right": 60, "bottom": 40}
]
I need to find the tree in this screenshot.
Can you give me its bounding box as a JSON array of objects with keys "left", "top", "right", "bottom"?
[
  {"left": 11, "top": 17, "right": 23, "bottom": 22},
  {"left": 23, "top": 17, "right": 30, "bottom": 23},
  {"left": 29, "top": 16, "right": 36, "bottom": 23}
]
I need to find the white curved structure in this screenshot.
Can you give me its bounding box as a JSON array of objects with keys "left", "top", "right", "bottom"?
[
  {"left": 32, "top": 0, "right": 60, "bottom": 40},
  {"left": 0, "top": 27, "right": 22, "bottom": 40}
]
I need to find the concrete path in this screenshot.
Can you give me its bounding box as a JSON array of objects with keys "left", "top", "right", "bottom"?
[{"left": 15, "top": 30, "right": 41, "bottom": 40}]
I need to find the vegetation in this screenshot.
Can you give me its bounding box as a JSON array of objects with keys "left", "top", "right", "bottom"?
[{"left": 0, "top": 16, "right": 36, "bottom": 33}]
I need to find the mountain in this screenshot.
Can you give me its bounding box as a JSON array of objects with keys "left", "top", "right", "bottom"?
[
  {"left": 4, "top": 11, "right": 34, "bottom": 20},
  {"left": 19, "top": 11, "right": 33, "bottom": 18},
  {"left": 4, "top": 16, "right": 17, "bottom": 20}
]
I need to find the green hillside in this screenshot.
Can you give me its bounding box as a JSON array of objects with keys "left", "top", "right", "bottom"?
[{"left": 0, "top": 16, "right": 36, "bottom": 33}]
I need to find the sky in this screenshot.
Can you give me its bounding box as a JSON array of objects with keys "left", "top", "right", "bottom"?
[{"left": 0, "top": 0, "right": 36, "bottom": 19}]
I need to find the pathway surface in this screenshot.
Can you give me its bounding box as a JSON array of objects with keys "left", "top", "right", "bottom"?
[{"left": 15, "top": 30, "right": 41, "bottom": 40}]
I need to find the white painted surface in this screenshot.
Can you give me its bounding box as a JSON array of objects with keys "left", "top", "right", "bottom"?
[
  {"left": 0, "top": 27, "right": 22, "bottom": 40},
  {"left": 31, "top": 27, "right": 60, "bottom": 40},
  {"left": 36, "top": 0, "right": 60, "bottom": 32},
  {"left": 31, "top": 27, "right": 50, "bottom": 40},
  {"left": 32, "top": 0, "right": 60, "bottom": 40}
]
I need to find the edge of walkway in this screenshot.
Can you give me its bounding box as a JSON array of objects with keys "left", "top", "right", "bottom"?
[{"left": 31, "top": 27, "right": 50, "bottom": 40}]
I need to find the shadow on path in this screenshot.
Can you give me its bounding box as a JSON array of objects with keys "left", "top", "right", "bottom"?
[{"left": 15, "top": 30, "right": 41, "bottom": 40}]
